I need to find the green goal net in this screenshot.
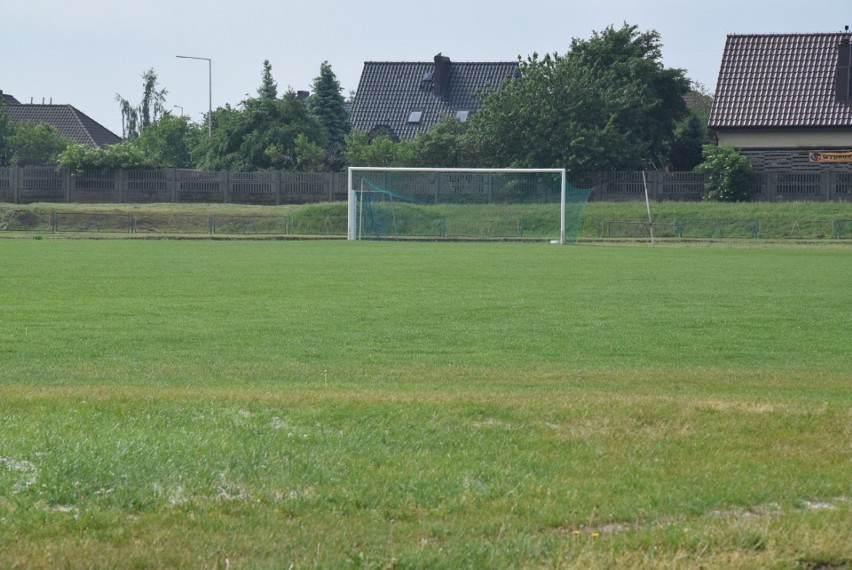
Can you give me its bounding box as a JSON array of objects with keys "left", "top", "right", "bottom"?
[{"left": 347, "top": 168, "right": 593, "bottom": 243}]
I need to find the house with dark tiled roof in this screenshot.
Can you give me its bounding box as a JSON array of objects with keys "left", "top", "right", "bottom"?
[
  {"left": 1, "top": 90, "right": 121, "bottom": 148},
  {"left": 708, "top": 32, "right": 852, "bottom": 172},
  {"left": 1, "top": 90, "right": 21, "bottom": 106},
  {"left": 349, "top": 53, "right": 519, "bottom": 140}
]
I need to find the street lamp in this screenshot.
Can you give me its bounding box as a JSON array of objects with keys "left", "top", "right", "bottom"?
[
  {"left": 176, "top": 55, "right": 212, "bottom": 137},
  {"left": 173, "top": 105, "right": 184, "bottom": 116}
]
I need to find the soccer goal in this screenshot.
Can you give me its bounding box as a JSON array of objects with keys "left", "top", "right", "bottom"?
[{"left": 347, "top": 167, "right": 593, "bottom": 243}]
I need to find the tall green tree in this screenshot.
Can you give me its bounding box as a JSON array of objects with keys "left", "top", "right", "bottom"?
[
  {"left": 685, "top": 81, "right": 714, "bottom": 136},
  {"left": 308, "top": 61, "right": 350, "bottom": 168},
  {"left": 116, "top": 68, "right": 168, "bottom": 138},
  {"left": 135, "top": 113, "right": 201, "bottom": 168},
  {"left": 669, "top": 114, "right": 706, "bottom": 171},
  {"left": 467, "top": 24, "right": 690, "bottom": 178},
  {"left": 258, "top": 60, "right": 278, "bottom": 100},
  {"left": 195, "top": 63, "right": 327, "bottom": 172}
]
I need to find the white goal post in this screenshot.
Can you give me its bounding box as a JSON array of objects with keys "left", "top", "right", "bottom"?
[{"left": 347, "top": 167, "right": 572, "bottom": 243}]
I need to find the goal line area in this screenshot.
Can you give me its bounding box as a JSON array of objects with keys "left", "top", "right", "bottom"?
[{"left": 347, "top": 167, "right": 593, "bottom": 243}]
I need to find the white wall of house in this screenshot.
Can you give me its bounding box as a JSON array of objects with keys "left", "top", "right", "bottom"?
[{"left": 717, "top": 129, "right": 852, "bottom": 149}]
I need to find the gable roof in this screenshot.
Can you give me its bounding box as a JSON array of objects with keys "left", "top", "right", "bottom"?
[
  {"left": 349, "top": 55, "right": 518, "bottom": 140},
  {"left": 5, "top": 103, "right": 122, "bottom": 147},
  {"left": 1, "top": 91, "right": 21, "bottom": 106},
  {"left": 709, "top": 32, "right": 852, "bottom": 129}
]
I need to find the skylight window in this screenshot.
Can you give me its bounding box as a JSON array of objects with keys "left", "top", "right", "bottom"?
[
  {"left": 456, "top": 110, "right": 469, "bottom": 122},
  {"left": 407, "top": 111, "right": 423, "bottom": 123}
]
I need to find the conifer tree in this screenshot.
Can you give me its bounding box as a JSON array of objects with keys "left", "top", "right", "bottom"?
[
  {"left": 258, "top": 60, "right": 278, "bottom": 100},
  {"left": 308, "top": 61, "right": 350, "bottom": 163}
]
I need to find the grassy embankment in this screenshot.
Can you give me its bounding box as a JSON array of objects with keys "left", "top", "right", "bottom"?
[{"left": 1, "top": 200, "right": 852, "bottom": 240}]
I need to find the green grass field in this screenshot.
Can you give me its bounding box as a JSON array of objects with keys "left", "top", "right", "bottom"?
[{"left": 1, "top": 240, "right": 850, "bottom": 568}]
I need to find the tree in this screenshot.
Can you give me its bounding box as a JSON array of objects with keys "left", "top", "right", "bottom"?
[
  {"left": 410, "top": 116, "right": 470, "bottom": 168},
  {"left": 116, "top": 68, "right": 168, "bottom": 138},
  {"left": 192, "top": 62, "right": 327, "bottom": 171},
  {"left": 343, "top": 115, "right": 470, "bottom": 169},
  {"left": 685, "top": 81, "right": 714, "bottom": 135},
  {"left": 194, "top": 65, "right": 328, "bottom": 172},
  {"left": 343, "top": 131, "right": 414, "bottom": 167},
  {"left": 308, "top": 61, "right": 350, "bottom": 168},
  {"left": 139, "top": 68, "right": 168, "bottom": 130},
  {"left": 292, "top": 133, "right": 326, "bottom": 171},
  {"left": 135, "top": 113, "right": 201, "bottom": 168},
  {"left": 0, "top": 100, "right": 14, "bottom": 165},
  {"left": 115, "top": 95, "right": 139, "bottom": 140},
  {"left": 467, "top": 24, "right": 690, "bottom": 178},
  {"left": 258, "top": 60, "right": 278, "bottom": 100},
  {"left": 669, "top": 114, "right": 705, "bottom": 171},
  {"left": 6, "top": 122, "right": 73, "bottom": 165},
  {"left": 695, "top": 145, "right": 756, "bottom": 202},
  {"left": 55, "top": 112, "right": 201, "bottom": 171}
]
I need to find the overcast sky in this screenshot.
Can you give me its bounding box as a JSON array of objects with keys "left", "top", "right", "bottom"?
[{"left": 2, "top": 0, "right": 849, "bottom": 137}]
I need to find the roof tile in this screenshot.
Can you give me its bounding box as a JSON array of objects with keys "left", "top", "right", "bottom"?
[
  {"left": 709, "top": 32, "right": 852, "bottom": 128},
  {"left": 5, "top": 104, "right": 122, "bottom": 147},
  {"left": 350, "top": 58, "right": 518, "bottom": 139}
]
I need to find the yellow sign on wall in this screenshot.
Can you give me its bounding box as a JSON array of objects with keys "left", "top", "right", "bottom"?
[{"left": 808, "top": 151, "right": 852, "bottom": 163}]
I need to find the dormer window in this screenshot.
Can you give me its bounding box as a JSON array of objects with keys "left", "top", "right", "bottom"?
[{"left": 407, "top": 111, "right": 423, "bottom": 123}]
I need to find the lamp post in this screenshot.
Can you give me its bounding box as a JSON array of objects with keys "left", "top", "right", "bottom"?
[
  {"left": 173, "top": 105, "right": 184, "bottom": 116},
  {"left": 176, "top": 55, "right": 212, "bottom": 137}
]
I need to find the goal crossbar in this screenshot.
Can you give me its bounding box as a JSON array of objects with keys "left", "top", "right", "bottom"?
[{"left": 347, "top": 167, "right": 569, "bottom": 243}]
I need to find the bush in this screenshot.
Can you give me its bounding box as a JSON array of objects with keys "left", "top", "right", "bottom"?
[
  {"left": 57, "top": 142, "right": 153, "bottom": 174},
  {"left": 695, "top": 145, "right": 757, "bottom": 202}
]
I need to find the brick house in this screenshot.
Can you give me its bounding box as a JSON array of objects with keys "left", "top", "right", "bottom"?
[{"left": 708, "top": 31, "right": 852, "bottom": 173}]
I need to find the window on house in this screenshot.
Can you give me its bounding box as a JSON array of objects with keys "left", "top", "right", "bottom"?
[
  {"left": 456, "top": 110, "right": 469, "bottom": 122},
  {"left": 407, "top": 111, "right": 423, "bottom": 123}
]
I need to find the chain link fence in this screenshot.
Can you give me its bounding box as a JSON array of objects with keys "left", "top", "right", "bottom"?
[
  {"left": 2, "top": 207, "right": 851, "bottom": 240},
  {"left": 0, "top": 210, "right": 348, "bottom": 237},
  {"left": 596, "top": 219, "right": 852, "bottom": 240}
]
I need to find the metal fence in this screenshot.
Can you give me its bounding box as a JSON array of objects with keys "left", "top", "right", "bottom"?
[
  {"left": 2, "top": 167, "right": 852, "bottom": 205},
  {"left": 2, "top": 208, "right": 850, "bottom": 240},
  {"left": 596, "top": 218, "right": 852, "bottom": 240},
  {"left": 0, "top": 210, "right": 348, "bottom": 237}
]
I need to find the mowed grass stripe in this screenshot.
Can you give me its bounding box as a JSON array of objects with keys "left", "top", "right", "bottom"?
[
  {"left": 1, "top": 241, "right": 849, "bottom": 382},
  {"left": 0, "top": 241, "right": 850, "bottom": 568}
]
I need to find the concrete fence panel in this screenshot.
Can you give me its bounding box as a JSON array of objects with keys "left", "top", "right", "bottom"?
[{"left": 1, "top": 167, "right": 851, "bottom": 205}]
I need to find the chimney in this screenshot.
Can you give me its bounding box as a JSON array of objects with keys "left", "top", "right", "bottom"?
[
  {"left": 433, "top": 53, "right": 451, "bottom": 99},
  {"left": 838, "top": 38, "right": 852, "bottom": 103}
]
